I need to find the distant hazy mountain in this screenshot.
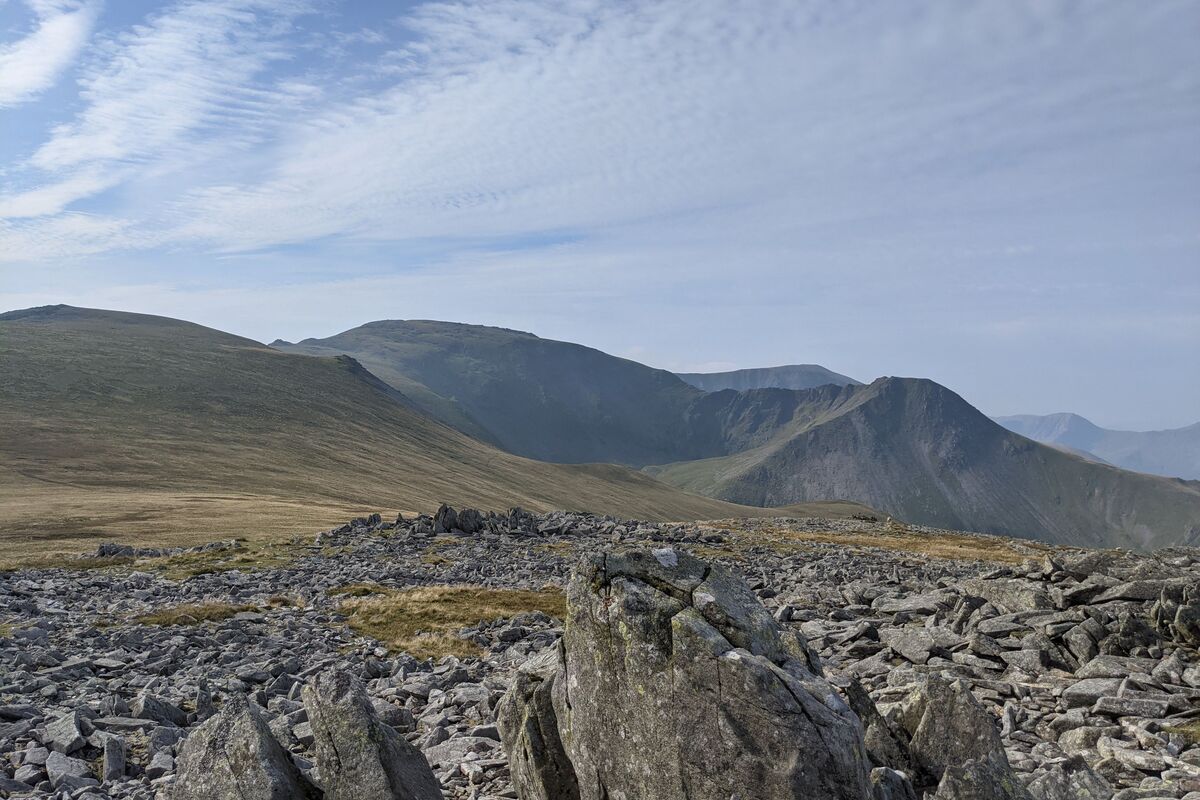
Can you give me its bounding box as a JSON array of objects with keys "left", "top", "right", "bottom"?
[
  {"left": 995, "top": 413, "right": 1200, "bottom": 480},
  {"left": 0, "top": 306, "right": 762, "bottom": 542},
  {"left": 677, "top": 364, "right": 861, "bottom": 392},
  {"left": 648, "top": 378, "right": 1200, "bottom": 550},
  {"left": 277, "top": 320, "right": 1200, "bottom": 548}
]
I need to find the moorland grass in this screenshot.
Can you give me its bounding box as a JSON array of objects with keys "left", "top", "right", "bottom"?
[
  {"left": 339, "top": 585, "right": 566, "bottom": 660},
  {"left": 136, "top": 603, "right": 258, "bottom": 626}
]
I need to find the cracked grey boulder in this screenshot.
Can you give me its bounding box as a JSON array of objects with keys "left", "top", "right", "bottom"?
[
  {"left": 496, "top": 646, "right": 579, "bottom": 800},
  {"left": 1027, "top": 755, "right": 1112, "bottom": 800},
  {"left": 931, "top": 756, "right": 1035, "bottom": 800},
  {"left": 172, "top": 694, "right": 322, "bottom": 800},
  {"left": 893, "top": 675, "right": 1011, "bottom": 785},
  {"left": 534, "top": 547, "right": 872, "bottom": 800},
  {"left": 302, "top": 668, "right": 441, "bottom": 800}
]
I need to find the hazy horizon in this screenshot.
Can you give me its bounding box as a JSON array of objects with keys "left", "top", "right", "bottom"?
[{"left": 2, "top": 1, "right": 1197, "bottom": 430}]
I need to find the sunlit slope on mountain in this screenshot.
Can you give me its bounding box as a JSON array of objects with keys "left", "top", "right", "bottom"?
[
  {"left": 995, "top": 413, "right": 1200, "bottom": 480},
  {"left": 0, "top": 306, "right": 768, "bottom": 550},
  {"left": 677, "top": 364, "right": 861, "bottom": 392},
  {"left": 649, "top": 378, "right": 1200, "bottom": 549}
]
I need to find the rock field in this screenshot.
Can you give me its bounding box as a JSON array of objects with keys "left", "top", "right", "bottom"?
[{"left": 1, "top": 507, "right": 1198, "bottom": 799}]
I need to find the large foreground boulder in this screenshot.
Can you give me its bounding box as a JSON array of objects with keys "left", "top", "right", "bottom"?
[
  {"left": 500, "top": 547, "right": 874, "bottom": 800},
  {"left": 303, "top": 669, "right": 442, "bottom": 800},
  {"left": 172, "top": 694, "right": 322, "bottom": 800}
]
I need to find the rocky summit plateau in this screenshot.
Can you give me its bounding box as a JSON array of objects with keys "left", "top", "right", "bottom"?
[{"left": 1, "top": 508, "right": 1198, "bottom": 800}]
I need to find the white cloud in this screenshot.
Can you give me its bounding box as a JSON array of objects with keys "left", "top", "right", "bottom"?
[
  {"left": 0, "top": 0, "right": 98, "bottom": 107},
  {"left": 0, "top": 0, "right": 314, "bottom": 221}
]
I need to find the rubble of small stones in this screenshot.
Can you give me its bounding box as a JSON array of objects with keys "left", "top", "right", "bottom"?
[{"left": 0, "top": 505, "right": 1197, "bottom": 799}]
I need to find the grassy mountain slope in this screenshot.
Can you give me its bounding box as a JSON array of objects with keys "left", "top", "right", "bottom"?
[
  {"left": 649, "top": 378, "right": 1200, "bottom": 549},
  {"left": 995, "top": 413, "right": 1200, "bottom": 480},
  {"left": 677, "top": 364, "right": 861, "bottom": 392},
  {"left": 0, "top": 306, "right": 782, "bottom": 555}
]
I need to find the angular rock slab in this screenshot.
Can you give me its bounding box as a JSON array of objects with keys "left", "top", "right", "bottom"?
[
  {"left": 172, "top": 694, "right": 322, "bottom": 800},
  {"left": 538, "top": 547, "right": 872, "bottom": 800},
  {"left": 302, "top": 669, "right": 442, "bottom": 800},
  {"left": 495, "top": 647, "right": 580, "bottom": 800}
]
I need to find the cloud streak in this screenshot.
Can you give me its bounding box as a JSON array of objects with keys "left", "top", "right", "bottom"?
[{"left": 0, "top": 0, "right": 99, "bottom": 107}]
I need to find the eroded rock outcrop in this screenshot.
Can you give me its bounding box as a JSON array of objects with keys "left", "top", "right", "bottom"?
[{"left": 500, "top": 546, "right": 875, "bottom": 800}]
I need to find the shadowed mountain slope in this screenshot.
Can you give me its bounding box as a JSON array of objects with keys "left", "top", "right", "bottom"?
[
  {"left": 0, "top": 306, "right": 793, "bottom": 550},
  {"left": 275, "top": 320, "right": 720, "bottom": 465},
  {"left": 995, "top": 413, "right": 1200, "bottom": 480},
  {"left": 677, "top": 364, "right": 861, "bottom": 392},
  {"left": 647, "top": 378, "right": 1200, "bottom": 549}
]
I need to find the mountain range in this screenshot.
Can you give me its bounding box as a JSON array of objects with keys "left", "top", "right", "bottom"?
[
  {"left": 4, "top": 306, "right": 858, "bottom": 550},
  {"left": 279, "top": 318, "right": 1200, "bottom": 549},
  {"left": 3, "top": 306, "right": 1197, "bottom": 551},
  {"left": 994, "top": 413, "right": 1200, "bottom": 481}
]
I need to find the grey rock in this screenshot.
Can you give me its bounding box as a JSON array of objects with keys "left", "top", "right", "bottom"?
[
  {"left": 895, "top": 676, "right": 1011, "bottom": 784},
  {"left": 45, "top": 750, "right": 91, "bottom": 789},
  {"left": 171, "top": 694, "right": 322, "bottom": 800},
  {"left": 132, "top": 693, "right": 187, "bottom": 727},
  {"left": 302, "top": 669, "right": 441, "bottom": 800},
  {"left": 1028, "top": 755, "right": 1114, "bottom": 800},
  {"left": 496, "top": 646, "right": 579, "bottom": 800},
  {"left": 102, "top": 733, "right": 126, "bottom": 781},
  {"left": 550, "top": 548, "right": 873, "bottom": 800},
  {"left": 45, "top": 709, "right": 89, "bottom": 753},
  {"left": 932, "top": 756, "right": 1036, "bottom": 800}
]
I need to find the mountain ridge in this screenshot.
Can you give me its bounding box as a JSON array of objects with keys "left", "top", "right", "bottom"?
[
  {"left": 677, "top": 364, "right": 861, "bottom": 392},
  {"left": 274, "top": 318, "right": 1200, "bottom": 549},
  {"left": 995, "top": 412, "right": 1200, "bottom": 480}
]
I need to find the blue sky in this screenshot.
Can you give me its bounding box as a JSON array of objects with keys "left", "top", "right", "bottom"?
[{"left": 1, "top": 0, "right": 1197, "bottom": 430}]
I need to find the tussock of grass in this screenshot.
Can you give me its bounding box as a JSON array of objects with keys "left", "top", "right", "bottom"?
[
  {"left": 1164, "top": 720, "right": 1200, "bottom": 746},
  {"left": 535, "top": 541, "right": 576, "bottom": 558},
  {"left": 145, "top": 543, "right": 298, "bottom": 580},
  {"left": 328, "top": 583, "right": 387, "bottom": 597},
  {"left": 420, "top": 552, "right": 452, "bottom": 566},
  {"left": 136, "top": 603, "right": 257, "bottom": 626},
  {"left": 0, "top": 623, "right": 11, "bottom": 638},
  {"left": 340, "top": 586, "right": 566, "bottom": 660}
]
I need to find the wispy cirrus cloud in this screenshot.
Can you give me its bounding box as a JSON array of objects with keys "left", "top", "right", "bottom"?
[
  {"left": 0, "top": 0, "right": 99, "bottom": 107},
  {"left": 0, "top": 0, "right": 315, "bottom": 221}
]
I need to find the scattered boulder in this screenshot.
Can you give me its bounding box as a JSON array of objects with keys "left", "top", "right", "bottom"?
[
  {"left": 172, "top": 694, "right": 322, "bottom": 800},
  {"left": 302, "top": 669, "right": 442, "bottom": 800}
]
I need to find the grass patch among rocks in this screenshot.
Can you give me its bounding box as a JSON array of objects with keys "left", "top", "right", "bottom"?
[
  {"left": 328, "top": 583, "right": 388, "bottom": 598},
  {"left": 339, "top": 585, "right": 566, "bottom": 660},
  {"left": 709, "top": 521, "right": 1039, "bottom": 565},
  {"left": 136, "top": 603, "right": 258, "bottom": 626}
]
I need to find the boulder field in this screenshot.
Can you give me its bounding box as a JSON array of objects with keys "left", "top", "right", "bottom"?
[{"left": 0, "top": 508, "right": 1197, "bottom": 799}]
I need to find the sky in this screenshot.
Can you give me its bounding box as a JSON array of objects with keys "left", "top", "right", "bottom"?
[{"left": 0, "top": 0, "right": 1197, "bottom": 431}]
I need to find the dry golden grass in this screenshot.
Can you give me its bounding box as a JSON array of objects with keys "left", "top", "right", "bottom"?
[
  {"left": 704, "top": 521, "right": 1041, "bottom": 565},
  {"left": 535, "top": 541, "right": 577, "bottom": 558},
  {"left": 328, "top": 583, "right": 388, "bottom": 598},
  {"left": 1164, "top": 720, "right": 1200, "bottom": 747},
  {"left": 420, "top": 552, "right": 452, "bottom": 566},
  {"left": 0, "top": 622, "right": 11, "bottom": 638},
  {"left": 136, "top": 603, "right": 257, "bottom": 626},
  {"left": 340, "top": 585, "right": 566, "bottom": 660},
  {"left": 0, "top": 480, "right": 372, "bottom": 568}
]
